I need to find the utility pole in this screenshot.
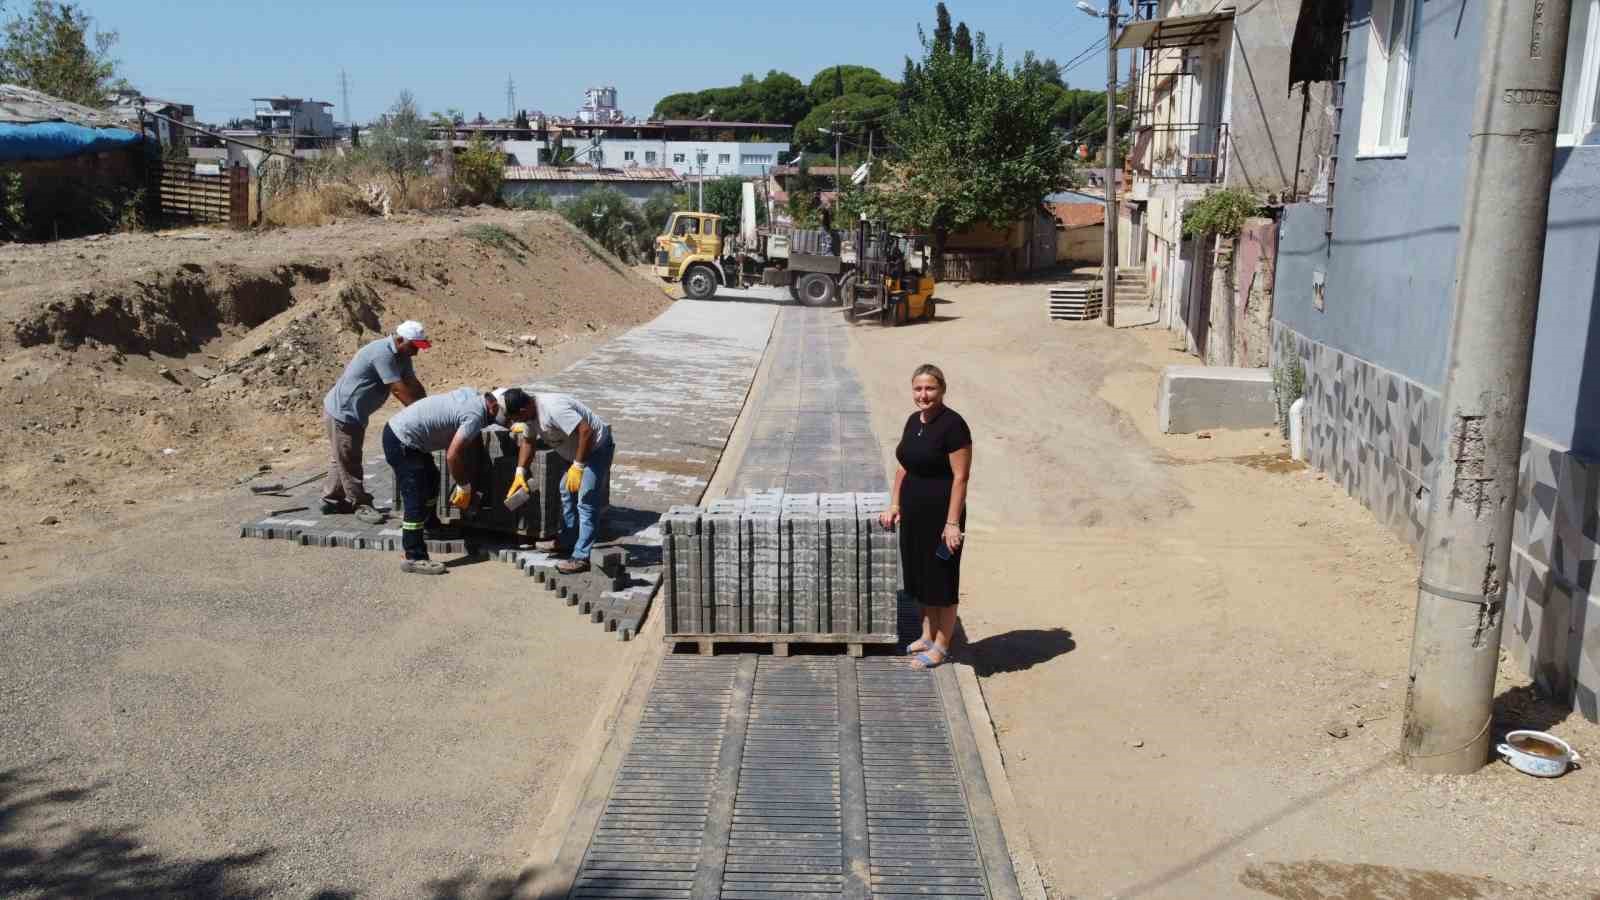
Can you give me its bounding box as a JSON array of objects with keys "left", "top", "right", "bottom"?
[
  {"left": 1102, "top": 0, "right": 1120, "bottom": 327},
  {"left": 1401, "top": 0, "right": 1573, "bottom": 774}
]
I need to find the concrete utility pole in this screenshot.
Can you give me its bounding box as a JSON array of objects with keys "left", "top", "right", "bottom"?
[
  {"left": 1401, "top": 0, "right": 1573, "bottom": 774},
  {"left": 1102, "top": 0, "right": 1120, "bottom": 327}
]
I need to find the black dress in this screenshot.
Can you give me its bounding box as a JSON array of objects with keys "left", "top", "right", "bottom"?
[{"left": 895, "top": 406, "right": 972, "bottom": 607}]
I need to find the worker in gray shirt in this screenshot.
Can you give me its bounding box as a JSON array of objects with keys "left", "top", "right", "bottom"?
[
  {"left": 508, "top": 392, "right": 614, "bottom": 574},
  {"left": 321, "top": 320, "right": 429, "bottom": 522},
  {"left": 384, "top": 386, "right": 535, "bottom": 574}
]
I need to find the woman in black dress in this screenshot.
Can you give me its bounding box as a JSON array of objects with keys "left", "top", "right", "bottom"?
[{"left": 880, "top": 364, "right": 972, "bottom": 670}]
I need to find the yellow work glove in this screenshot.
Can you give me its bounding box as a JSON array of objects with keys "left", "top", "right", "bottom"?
[
  {"left": 564, "top": 462, "right": 585, "bottom": 495},
  {"left": 509, "top": 422, "right": 528, "bottom": 439},
  {"left": 449, "top": 484, "right": 473, "bottom": 510},
  {"left": 506, "top": 467, "right": 528, "bottom": 502}
]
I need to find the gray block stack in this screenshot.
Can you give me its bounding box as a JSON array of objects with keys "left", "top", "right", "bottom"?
[
  {"left": 402, "top": 431, "right": 565, "bottom": 539},
  {"left": 662, "top": 505, "right": 703, "bottom": 635},
  {"left": 663, "top": 490, "right": 900, "bottom": 641}
]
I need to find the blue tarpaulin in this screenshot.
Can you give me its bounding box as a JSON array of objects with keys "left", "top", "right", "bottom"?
[{"left": 0, "top": 121, "right": 141, "bottom": 162}]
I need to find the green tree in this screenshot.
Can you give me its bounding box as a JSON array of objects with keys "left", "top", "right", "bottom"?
[
  {"left": 366, "top": 90, "right": 432, "bottom": 196},
  {"left": 933, "top": 2, "right": 953, "bottom": 54},
  {"left": 804, "top": 65, "right": 896, "bottom": 107},
  {"left": 756, "top": 71, "right": 809, "bottom": 123},
  {"left": 455, "top": 133, "right": 505, "bottom": 205},
  {"left": 880, "top": 18, "right": 1072, "bottom": 257},
  {"left": 0, "top": 1, "right": 120, "bottom": 106},
  {"left": 561, "top": 186, "right": 650, "bottom": 263},
  {"left": 954, "top": 23, "right": 973, "bottom": 63},
  {"left": 642, "top": 189, "right": 689, "bottom": 234}
]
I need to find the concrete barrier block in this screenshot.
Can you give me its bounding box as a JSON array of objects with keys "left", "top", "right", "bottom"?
[{"left": 1157, "top": 365, "right": 1277, "bottom": 434}]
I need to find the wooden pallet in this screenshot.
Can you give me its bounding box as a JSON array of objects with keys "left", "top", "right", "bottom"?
[
  {"left": 1049, "top": 284, "right": 1104, "bottom": 321},
  {"left": 667, "top": 631, "right": 900, "bottom": 658}
]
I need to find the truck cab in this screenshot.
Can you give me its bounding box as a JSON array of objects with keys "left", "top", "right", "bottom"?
[{"left": 653, "top": 212, "right": 724, "bottom": 283}]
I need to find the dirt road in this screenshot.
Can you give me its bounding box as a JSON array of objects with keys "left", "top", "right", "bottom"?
[
  {"left": 848, "top": 282, "right": 1600, "bottom": 899},
  {"left": 0, "top": 213, "right": 668, "bottom": 898}
]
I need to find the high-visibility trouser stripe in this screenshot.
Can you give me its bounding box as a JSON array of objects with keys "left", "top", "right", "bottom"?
[{"left": 402, "top": 521, "right": 425, "bottom": 530}]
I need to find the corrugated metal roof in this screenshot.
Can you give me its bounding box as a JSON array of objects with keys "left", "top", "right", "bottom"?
[
  {"left": 1048, "top": 202, "right": 1105, "bottom": 229},
  {"left": 502, "top": 165, "right": 682, "bottom": 183},
  {"left": 654, "top": 119, "right": 792, "bottom": 130},
  {"left": 0, "top": 84, "right": 124, "bottom": 127}
]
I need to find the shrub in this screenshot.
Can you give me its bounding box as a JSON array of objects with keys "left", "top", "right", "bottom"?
[
  {"left": 561, "top": 186, "right": 650, "bottom": 263},
  {"left": 462, "top": 223, "right": 528, "bottom": 260},
  {"left": 507, "top": 190, "right": 554, "bottom": 211},
  {"left": 1182, "top": 188, "right": 1261, "bottom": 239},
  {"left": 455, "top": 134, "right": 505, "bottom": 206}
]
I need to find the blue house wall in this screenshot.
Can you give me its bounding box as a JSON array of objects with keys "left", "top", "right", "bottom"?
[{"left": 1272, "top": 0, "right": 1600, "bottom": 717}]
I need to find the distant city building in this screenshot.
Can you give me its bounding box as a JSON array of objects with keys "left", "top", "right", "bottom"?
[
  {"left": 249, "top": 96, "right": 336, "bottom": 139},
  {"left": 578, "top": 86, "right": 622, "bottom": 124},
  {"left": 432, "top": 118, "right": 792, "bottom": 180}
]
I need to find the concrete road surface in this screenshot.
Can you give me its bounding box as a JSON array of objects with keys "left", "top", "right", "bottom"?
[{"left": 0, "top": 487, "right": 621, "bottom": 898}]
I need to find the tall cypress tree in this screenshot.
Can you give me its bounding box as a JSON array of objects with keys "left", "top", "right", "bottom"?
[
  {"left": 954, "top": 23, "right": 973, "bottom": 62},
  {"left": 933, "top": 3, "right": 953, "bottom": 55}
]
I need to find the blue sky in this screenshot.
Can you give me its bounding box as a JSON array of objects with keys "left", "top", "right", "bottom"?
[{"left": 73, "top": 1, "right": 1111, "bottom": 124}]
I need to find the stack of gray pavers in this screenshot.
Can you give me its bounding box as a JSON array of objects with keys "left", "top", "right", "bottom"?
[
  {"left": 662, "top": 490, "right": 899, "bottom": 643},
  {"left": 422, "top": 431, "right": 565, "bottom": 539}
]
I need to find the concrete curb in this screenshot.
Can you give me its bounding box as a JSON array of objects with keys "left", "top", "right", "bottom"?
[{"left": 955, "top": 662, "right": 1051, "bottom": 900}]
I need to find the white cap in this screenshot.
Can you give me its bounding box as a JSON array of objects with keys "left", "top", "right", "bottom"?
[{"left": 396, "top": 320, "right": 429, "bottom": 348}]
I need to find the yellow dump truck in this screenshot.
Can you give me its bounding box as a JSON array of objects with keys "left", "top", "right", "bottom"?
[{"left": 651, "top": 183, "right": 936, "bottom": 323}]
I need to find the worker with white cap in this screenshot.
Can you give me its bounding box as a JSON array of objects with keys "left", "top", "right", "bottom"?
[{"left": 320, "top": 320, "right": 430, "bottom": 523}]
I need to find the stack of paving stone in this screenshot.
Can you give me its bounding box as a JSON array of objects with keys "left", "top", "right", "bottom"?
[
  {"left": 662, "top": 490, "right": 900, "bottom": 645},
  {"left": 415, "top": 430, "right": 564, "bottom": 539}
]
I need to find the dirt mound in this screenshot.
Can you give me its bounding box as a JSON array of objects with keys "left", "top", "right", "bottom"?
[
  {"left": 0, "top": 210, "right": 670, "bottom": 537},
  {"left": 11, "top": 262, "right": 332, "bottom": 354}
]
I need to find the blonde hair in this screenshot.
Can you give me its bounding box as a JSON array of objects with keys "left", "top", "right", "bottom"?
[{"left": 912, "top": 364, "right": 947, "bottom": 391}]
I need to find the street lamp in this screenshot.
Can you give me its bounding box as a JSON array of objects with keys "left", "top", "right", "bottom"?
[{"left": 1077, "top": 0, "right": 1122, "bottom": 327}]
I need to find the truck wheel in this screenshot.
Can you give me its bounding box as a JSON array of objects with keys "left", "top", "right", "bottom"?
[
  {"left": 683, "top": 265, "right": 718, "bottom": 301},
  {"left": 796, "top": 273, "right": 837, "bottom": 307}
]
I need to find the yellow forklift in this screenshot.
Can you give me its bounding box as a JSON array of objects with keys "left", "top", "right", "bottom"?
[{"left": 842, "top": 220, "right": 937, "bottom": 326}]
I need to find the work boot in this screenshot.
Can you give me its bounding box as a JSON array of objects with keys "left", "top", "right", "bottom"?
[
  {"left": 557, "top": 559, "right": 590, "bottom": 575},
  {"left": 320, "top": 499, "right": 354, "bottom": 515},
  {"left": 354, "top": 505, "right": 387, "bottom": 525},
  {"left": 400, "top": 559, "right": 447, "bottom": 575}
]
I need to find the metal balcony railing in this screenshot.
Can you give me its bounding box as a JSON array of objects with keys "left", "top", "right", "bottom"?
[{"left": 1129, "top": 122, "right": 1228, "bottom": 183}]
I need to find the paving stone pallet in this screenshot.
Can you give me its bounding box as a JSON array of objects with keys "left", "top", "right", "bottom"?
[
  {"left": 565, "top": 654, "right": 1019, "bottom": 900},
  {"left": 662, "top": 490, "right": 900, "bottom": 654}
]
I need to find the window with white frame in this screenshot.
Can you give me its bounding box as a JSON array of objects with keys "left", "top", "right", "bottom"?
[
  {"left": 1359, "top": 0, "right": 1424, "bottom": 155},
  {"left": 741, "top": 153, "right": 773, "bottom": 166},
  {"left": 673, "top": 152, "right": 686, "bottom": 163},
  {"left": 1559, "top": 0, "right": 1600, "bottom": 146},
  {"left": 623, "top": 150, "right": 635, "bottom": 161},
  {"left": 645, "top": 151, "right": 658, "bottom": 163}
]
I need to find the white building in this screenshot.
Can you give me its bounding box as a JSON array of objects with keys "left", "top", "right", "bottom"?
[
  {"left": 578, "top": 86, "right": 621, "bottom": 124},
  {"left": 441, "top": 119, "right": 791, "bottom": 180}
]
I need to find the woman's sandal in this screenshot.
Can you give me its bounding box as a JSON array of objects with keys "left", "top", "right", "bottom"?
[{"left": 911, "top": 645, "right": 947, "bottom": 670}]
